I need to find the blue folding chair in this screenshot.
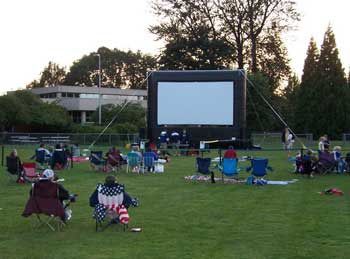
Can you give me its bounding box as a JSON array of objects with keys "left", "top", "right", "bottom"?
[
  {"left": 246, "top": 157, "right": 273, "bottom": 179},
  {"left": 195, "top": 157, "right": 215, "bottom": 183},
  {"left": 35, "top": 150, "right": 47, "bottom": 164},
  {"left": 126, "top": 152, "right": 141, "bottom": 173},
  {"left": 218, "top": 158, "right": 239, "bottom": 182},
  {"left": 142, "top": 152, "right": 155, "bottom": 173}
]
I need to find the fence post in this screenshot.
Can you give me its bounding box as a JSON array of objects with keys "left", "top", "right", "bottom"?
[
  {"left": 70, "top": 146, "right": 74, "bottom": 169},
  {"left": 1, "top": 145, "right": 4, "bottom": 167}
]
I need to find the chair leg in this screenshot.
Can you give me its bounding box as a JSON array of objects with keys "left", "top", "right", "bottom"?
[{"left": 123, "top": 224, "right": 128, "bottom": 232}]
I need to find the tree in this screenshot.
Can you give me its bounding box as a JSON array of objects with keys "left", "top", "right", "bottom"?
[
  {"left": 0, "top": 91, "right": 71, "bottom": 132},
  {"left": 65, "top": 47, "right": 157, "bottom": 89},
  {"left": 151, "top": 0, "right": 298, "bottom": 93},
  {"left": 246, "top": 73, "right": 282, "bottom": 131},
  {"left": 314, "top": 26, "right": 348, "bottom": 137},
  {"left": 150, "top": 0, "right": 234, "bottom": 70},
  {"left": 256, "top": 28, "right": 291, "bottom": 91},
  {"left": 294, "top": 38, "right": 320, "bottom": 133},
  {"left": 27, "top": 62, "right": 66, "bottom": 88},
  {"left": 280, "top": 73, "right": 300, "bottom": 128},
  {"left": 243, "top": 0, "right": 299, "bottom": 72},
  {"left": 91, "top": 102, "right": 146, "bottom": 132},
  {"left": 0, "top": 93, "right": 30, "bottom": 131}
]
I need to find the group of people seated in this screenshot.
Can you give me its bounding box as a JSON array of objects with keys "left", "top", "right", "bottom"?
[
  {"left": 293, "top": 135, "right": 349, "bottom": 177},
  {"left": 22, "top": 169, "right": 138, "bottom": 229},
  {"left": 6, "top": 143, "right": 75, "bottom": 184},
  {"left": 90, "top": 144, "right": 167, "bottom": 173},
  {"left": 31, "top": 143, "right": 70, "bottom": 169}
]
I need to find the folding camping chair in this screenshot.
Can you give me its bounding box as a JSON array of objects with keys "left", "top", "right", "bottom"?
[
  {"left": 22, "top": 162, "right": 40, "bottom": 182},
  {"left": 316, "top": 151, "right": 336, "bottom": 175},
  {"left": 90, "top": 151, "right": 105, "bottom": 171},
  {"left": 195, "top": 157, "right": 215, "bottom": 183},
  {"left": 91, "top": 183, "right": 130, "bottom": 232},
  {"left": 246, "top": 158, "right": 273, "bottom": 179},
  {"left": 218, "top": 158, "right": 240, "bottom": 182},
  {"left": 106, "top": 152, "right": 122, "bottom": 172},
  {"left": 22, "top": 180, "right": 67, "bottom": 231},
  {"left": 51, "top": 150, "right": 67, "bottom": 170},
  {"left": 34, "top": 149, "right": 49, "bottom": 167},
  {"left": 126, "top": 152, "right": 141, "bottom": 173},
  {"left": 142, "top": 152, "right": 156, "bottom": 173}
]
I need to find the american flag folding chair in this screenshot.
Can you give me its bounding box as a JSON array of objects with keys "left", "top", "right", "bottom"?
[{"left": 93, "top": 183, "right": 130, "bottom": 232}]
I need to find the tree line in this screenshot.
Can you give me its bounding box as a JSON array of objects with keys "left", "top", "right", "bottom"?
[{"left": 21, "top": 0, "right": 350, "bottom": 138}]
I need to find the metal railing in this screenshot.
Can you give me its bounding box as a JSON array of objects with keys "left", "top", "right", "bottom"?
[
  {"left": 0, "top": 132, "right": 139, "bottom": 147},
  {"left": 251, "top": 132, "right": 314, "bottom": 150}
]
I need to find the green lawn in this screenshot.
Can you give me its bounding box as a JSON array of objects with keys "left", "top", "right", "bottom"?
[{"left": 1, "top": 146, "right": 350, "bottom": 259}]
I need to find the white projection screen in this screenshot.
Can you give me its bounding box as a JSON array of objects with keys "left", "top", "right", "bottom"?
[{"left": 157, "top": 81, "right": 234, "bottom": 125}]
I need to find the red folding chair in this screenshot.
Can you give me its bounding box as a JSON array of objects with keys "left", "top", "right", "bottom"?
[{"left": 22, "top": 162, "right": 39, "bottom": 182}]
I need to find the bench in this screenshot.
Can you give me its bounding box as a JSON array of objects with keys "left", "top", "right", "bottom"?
[
  {"left": 9, "top": 136, "right": 40, "bottom": 144},
  {"left": 40, "top": 136, "right": 71, "bottom": 145}
]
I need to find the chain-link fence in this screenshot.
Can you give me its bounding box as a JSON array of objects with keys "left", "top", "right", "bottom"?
[
  {"left": 0, "top": 132, "right": 139, "bottom": 147},
  {"left": 251, "top": 132, "right": 314, "bottom": 150}
]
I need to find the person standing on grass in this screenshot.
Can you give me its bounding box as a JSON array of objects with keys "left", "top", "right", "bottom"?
[
  {"left": 281, "top": 127, "right": 293, "bottom": 150},
  {"left": 170, "top": 130, "right": 180, "bottom": 156}
]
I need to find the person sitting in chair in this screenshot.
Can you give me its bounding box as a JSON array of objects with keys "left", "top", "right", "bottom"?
[
  {"left": 22, "top": 169, "right": 75, "bottom": 222},
  {"left": 105, "top": 147, "right": 123, "bottom": 172},
  {"left": 223, "top": 146, "right": 237, "bottom": 159},
  {"left": 89, "top": 175, "right": 138, "bottom": 226},
  {"left": 6, "top": 149, "right": 24, "bottom": 183},
  {"left": 31, "top": 143, "right": 51, "bottom": 164},
  {"left": 51, "top": 144, "right": 68, "bottom": 170}
]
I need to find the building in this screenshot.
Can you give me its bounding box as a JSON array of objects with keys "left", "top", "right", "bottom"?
[{"left": 30, "top": 85, "right": 147, "bottom": 123}]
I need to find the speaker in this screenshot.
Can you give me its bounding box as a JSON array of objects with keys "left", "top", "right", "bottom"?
[{"left": 139, "top": 128, "right": 146, "bottom": 140}]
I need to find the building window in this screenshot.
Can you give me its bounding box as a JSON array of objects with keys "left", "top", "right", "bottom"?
[
  {"left": 86, "top": 111, "right": 94, "bottom": 122},
  {"left": 39, "top": 93, "right": 57, "bottom": 98},
  {"left": 69, "top": 111, "right": 81, "bottom": 123},
  {"left": 80, "top": 94, "right": 99, "bottom": 99}
]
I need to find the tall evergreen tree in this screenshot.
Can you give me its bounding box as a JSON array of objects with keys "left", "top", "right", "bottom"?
[
  {"left": 314, "top": 26, "right": 348, "bottom": 137},
  {"left": 279, "top": 73, "right": 300, "bottom": 128},
  {"left": 295, "top": 38, "right": 319, "bottom": 133}
]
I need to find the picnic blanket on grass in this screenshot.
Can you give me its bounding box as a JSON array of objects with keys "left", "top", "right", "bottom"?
[
  {"left": 185, "top": 175, "right": 299, "bottom": 185},
  {"left": 69, "top": 156, "right": 90, "bottom": 163},
  {"left": 184, "top": 175, "right": 245, "bottom": 184}
]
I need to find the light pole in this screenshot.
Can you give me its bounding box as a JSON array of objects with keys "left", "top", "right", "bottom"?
[{"left": 95, "top": 53, "right": 102, "bottom": 125}]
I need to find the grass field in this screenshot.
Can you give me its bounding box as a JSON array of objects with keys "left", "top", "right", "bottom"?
[{"left": 1, "top": 145, "right": 350, "bottom": 259}]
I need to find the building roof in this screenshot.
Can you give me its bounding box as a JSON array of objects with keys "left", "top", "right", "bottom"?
[{"left": 30, "top": 85, "right": 147, "bottom": 96}]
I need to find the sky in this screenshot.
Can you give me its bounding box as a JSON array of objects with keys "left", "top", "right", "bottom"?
[{"left": 0, "top": 0, "right": 349, "bottom": 95}]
